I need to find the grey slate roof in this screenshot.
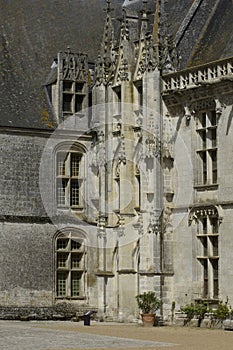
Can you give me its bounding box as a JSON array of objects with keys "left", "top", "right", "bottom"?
[
  {"left": 0, "top": 0, "right": 233, "bottom": 129},
  {"left": 0, "top": 0, "right": 124, "bottom": 129},
  {"left": 166, "top": 0, "right": 233, "bottom": 69}
]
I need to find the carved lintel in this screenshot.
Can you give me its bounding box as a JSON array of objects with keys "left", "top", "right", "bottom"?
[
  {"left": 59, "top": 49, "right": 88, "bottom": 81},
  {"left": 188, "top": 205, "right": 223, "bottom": 226}
]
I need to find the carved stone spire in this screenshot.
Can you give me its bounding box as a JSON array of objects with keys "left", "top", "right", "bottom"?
[
  {"left": 112, "top": 7, "right": 131, "bottom": 84},
  {"left": 120, "top": 8, "right": 130, "bottom": 41},
  {"left": 106, "top": 0, "right": 112, "bottom": 13},
  {"left": 134, "top": 0, "right": 158, "bottom": 79},
  {"left": 140, "top": 0, "right": 149, "bottom": 36},
  {"left": 95, "top": 0, "right": 115, "bottom": 85},
  {"left": 157, "top": 0, "right": 179, "bottom": 72}
]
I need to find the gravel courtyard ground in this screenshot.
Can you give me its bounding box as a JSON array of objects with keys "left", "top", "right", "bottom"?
[{"left": 0, "top": 320, "right": 233, "bottom": 350}]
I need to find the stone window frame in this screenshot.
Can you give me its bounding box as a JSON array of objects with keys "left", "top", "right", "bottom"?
[
  {"left": 62, "top": 80, "right": 86, "bottom": 117},
  {"left": 54, "top": 229, "right": 87, "bottom": 300},
  {"left": 195, "top": 109, "right": 218, "bottom": 186},
  {"left": 55, "top": 143, "right": 85, "bottom": 210},
  {"left": 189, "top": 206, "right": 223, "bottom": 300}
]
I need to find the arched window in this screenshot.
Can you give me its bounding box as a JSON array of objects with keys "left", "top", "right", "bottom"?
[
  {"left": 55, "top": 230, "right": 87, "bottom": 299},
  {"left": 55, "top": 144, "right": 85, "bottom": 209}
]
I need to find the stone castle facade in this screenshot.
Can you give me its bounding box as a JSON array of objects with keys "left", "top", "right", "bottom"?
[{"left": 0, "top": 0, "right": 233, "bottom": 323}]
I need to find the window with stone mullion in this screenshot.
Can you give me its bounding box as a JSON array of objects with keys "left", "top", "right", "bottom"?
[
  {"left": 56, "top": 151, "right": 82, "bottom": 208},
  {"left": 55, "top": 233, "right": 85, "bottom": 299},
  {"left": 196, "top": 111, "right": 217, "bottom": 185},
  {"left": 197, "top": 215, "right": 219, "bottom": 299}
]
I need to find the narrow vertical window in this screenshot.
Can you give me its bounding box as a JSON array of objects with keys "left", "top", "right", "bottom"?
[
  {"left": 197, "top": 213, "right": 219, "bottom": 299},
  {"left": 196, "top": 111, "right": 217, "bottom": 185},
  {"left": 113, "top": 86, "right": 121, "bottom": 116}
]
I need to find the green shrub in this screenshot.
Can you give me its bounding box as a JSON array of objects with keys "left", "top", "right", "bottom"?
[
  {"left": 180, "top": 301, "right": 208, "bottom": 326},
  {"left": 195, "top": 302, "right": 208, "bottom": 327},
  {"left": 181, "top": 300, "right": 232, "bottom": 327},
  {"left": 180, "top": 303, "right": 195, "bottom": 321},
  {"left": 212, "top": 301, "right": 230, "bottom": 321}
]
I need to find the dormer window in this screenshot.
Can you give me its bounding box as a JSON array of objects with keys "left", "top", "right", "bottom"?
[
  {"left": 62, "top": 81, "right": 85, "bottom": 116},
  {"left": 45, "top": 50, "right": 88, "bottom": 122}
]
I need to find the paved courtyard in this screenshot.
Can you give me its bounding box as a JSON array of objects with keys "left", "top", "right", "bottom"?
[{"left": 0, "top": 320, "right": 232, "bottom": 350}]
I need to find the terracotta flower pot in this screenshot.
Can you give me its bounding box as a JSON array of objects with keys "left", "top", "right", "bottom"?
[{"left": 141, "top": 313, "right": 155, "bottom": 327}]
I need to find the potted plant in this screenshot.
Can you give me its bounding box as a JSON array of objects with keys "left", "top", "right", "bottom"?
[{"left": 136, "top": 291, "right": 162, "bottom": 327}]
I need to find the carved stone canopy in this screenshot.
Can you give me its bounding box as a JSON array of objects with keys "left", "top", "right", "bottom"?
[{"left": 188, "top": 205, "right": 223, "bottom": 226}]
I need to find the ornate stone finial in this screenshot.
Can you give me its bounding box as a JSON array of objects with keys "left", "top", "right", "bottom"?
[
  {"left": 120, "top": 8, "right": 130, "bottom": 41},
  {"left": 65, "top": 46, "right": 71, "bottom": 54},
  {"left": 95, "top": 55, "right": 105, "bottom": 86},
  {"left": 104, "top": 0, "right": 114, "bottom": 14},
  {"left": 142, "top": 0, "right": 148, "bottom": 17},
  {"left": 159, "top": 35, "right": 179, "bottom": 73},
  {"left": 96, "top": 0, "right": 116, "bottom": 86}
]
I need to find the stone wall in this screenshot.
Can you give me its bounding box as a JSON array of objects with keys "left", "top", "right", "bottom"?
[
  {"left": 0, "top": 303, "right": 98, "bottom": 321},
  {"left": 0, "top": 132, "right": 48, "bottom": 217},
  {"left": 0, "top": 221, "right": 55, "bottom": 306}
]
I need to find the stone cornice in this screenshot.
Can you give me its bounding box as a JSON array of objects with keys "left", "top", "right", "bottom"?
[{"left": 0, "top": 126, "right": 93, "bottom": 141}]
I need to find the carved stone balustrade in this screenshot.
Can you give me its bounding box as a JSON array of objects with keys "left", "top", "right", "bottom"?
[{"left": 162, "top": 57, "right": 233, "bottom": 92}]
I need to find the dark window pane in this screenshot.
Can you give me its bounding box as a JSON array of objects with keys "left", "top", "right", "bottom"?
[
  {"left": 71, "top": 272, "right": 81, "bottom": 296},
  {"left": 70, "top": 180, "right": 79, "bottom": 206},
  {"left": 63, "top": 81, "right": 73, "bottom": 92},
  {"left": 63, "top": 94, "right": 72, "bottom": 112},
  {"left": 57, "top": 179, "right": 67, "bottom": 205},
  {"left": 57, "top": 272, "right": 67, "bottom": 297},
  {"left": 75, "top": 95, "right": 84, "bottom": 112},
  {"left": 75, "top": 83, "right": 84, "bottom": 93},
  {"left": 71, "top": 153, "right": 81, "bottom": 176}
]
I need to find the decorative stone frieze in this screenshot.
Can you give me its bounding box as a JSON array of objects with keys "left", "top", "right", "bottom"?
[
  {"left": 162, "top": 57, "right": 233, "bottom": 92},
  {"left": 118, "top": 58, "right": 129, "bottom": 82},
  {"left": 188, "top": 205, "right": 223, "bottom": 226},
  {"left": 97, "top": 215, "right": 107, "bottom": 238},
  {"left": 58, "top": 48, "right": 88, "bottom": 82}
]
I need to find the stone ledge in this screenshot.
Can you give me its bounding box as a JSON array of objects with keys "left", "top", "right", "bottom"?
[{"left": 0, "top": 304, "right": 98, "bottom": 321}]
